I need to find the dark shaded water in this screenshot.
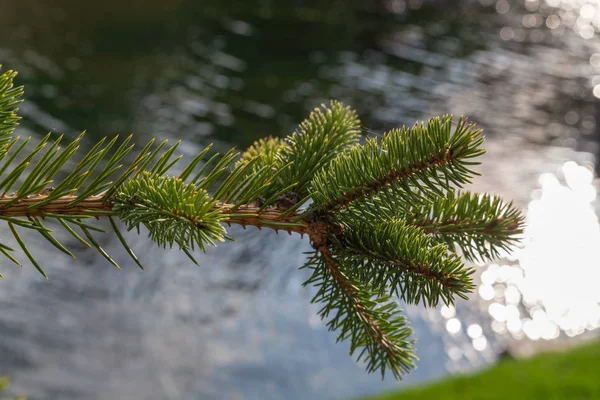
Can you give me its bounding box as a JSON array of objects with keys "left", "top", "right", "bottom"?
[{"left": 1, "top": 1, "right": 600, "bottom": 399}]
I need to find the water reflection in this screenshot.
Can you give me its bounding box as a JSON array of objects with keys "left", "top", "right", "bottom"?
[
  {"left": 477, "top": 160, "right": 600, "bottom": 345},
  {"left": 538, "top": 0, "right": 599, "bottom": 39}
]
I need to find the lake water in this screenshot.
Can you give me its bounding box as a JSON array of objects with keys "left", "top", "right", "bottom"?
[{"left": 0, "top": 1, "right": 600, "bottom": 399}]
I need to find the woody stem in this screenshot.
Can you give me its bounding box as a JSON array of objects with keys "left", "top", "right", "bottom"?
[{"left": 0, "top": 194, "right": 317, "bottom": 236}]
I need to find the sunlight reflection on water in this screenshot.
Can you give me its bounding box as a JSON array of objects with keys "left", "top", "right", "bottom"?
[
  {"left": 476, "top": 160, "right": 600, "bottom": 344},
  {"left": 538, "top": 0, "right": 600, "bottom": 39}
]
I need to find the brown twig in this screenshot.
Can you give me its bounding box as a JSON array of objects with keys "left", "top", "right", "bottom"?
[
  {"left": 0, "top": 194, "right": 109, "bottom": 217},
  {"left": 219, "top": 203, "right": 313, "bottom": 236},
  {"left": 0, "top": 194, "right": 328, "bottom": 238}
]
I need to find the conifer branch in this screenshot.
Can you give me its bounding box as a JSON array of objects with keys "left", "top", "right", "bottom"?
[
  {"left": 0, "top": 193, "right": 312, "bottom": 234},
  {"left": 0, "top": 67, "right": 23, "bottom": 152},
  {"left": 0, "top": 66, "right": 525, "bottom": 380},
  {"left": 379, "top": 191, "right": 524, "bottom": 262},
  {"left": 334, "top": 219, "right": 474, "bottom": 307},
  {"left": 310, "top": 116, "right": 485, "bottom": 212},
  {"left": 304, "top": 248, "right": 416, "bottom": 379},
  {"left": 247, "top": 101, "right": 361, "bottom": 201},
  {"left": 235, "top": 137, "right": 286, "bottom": 174}
]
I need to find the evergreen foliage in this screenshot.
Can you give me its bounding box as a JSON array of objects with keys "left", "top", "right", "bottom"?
[
  {"left": 333, "top": 218, "right": 473, "bottom": 307},
  {"left": 276, "top": 102, "right": 361, "bottom": 197},
  {"left": 0, "top": 66, "right": 524, "bottom": 380},
  {"left": 0, "top": 69, "right": 23, "bottom": 153},
  {"left": 310, "top": 116, "right": 485, "bottom": 212}
]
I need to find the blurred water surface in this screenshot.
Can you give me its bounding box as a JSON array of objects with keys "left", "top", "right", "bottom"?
[{"left": 1, "top": 1, "right": 600, "bottom": 399}]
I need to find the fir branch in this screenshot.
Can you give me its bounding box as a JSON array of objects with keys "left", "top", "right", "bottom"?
[
  {"left": 333, "top": 218, "right": 474, "bottom": 307},
  {"left": 236, "top": 136, "right": 287, "bottom": 173},
  {"left": 234, "top": 137, "right": 292, "bottom": 206},
  {"left": 399, "top": 191, "right": 525, "bottom": 262},
  {"left": 0, "top": 192, "right": 312, "bottom": 235},
  {"left": 0, "top": 67, "right": 23, "bottom": 153},
  {"left": 275, "top": 100, "right": 361, "bottom": 198},
  {"left": 0, "top": 85, "right": 526, "bottom": 381},
  {"left": 303, "top": 248, "right": 416, "bottom": 379},
  {"left": 310, "top": 116, "right": 485, "bottom": 212},
  {"left": 112, "top": 172, "right": 228, "bottom": 253}
]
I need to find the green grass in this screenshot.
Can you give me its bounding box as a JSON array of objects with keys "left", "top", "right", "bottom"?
[{"left": 364, "top": 340, "right": 600, "bottom": 400}]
